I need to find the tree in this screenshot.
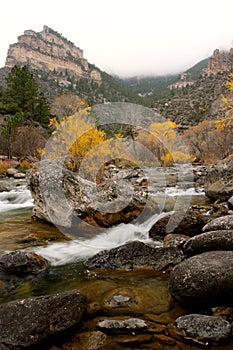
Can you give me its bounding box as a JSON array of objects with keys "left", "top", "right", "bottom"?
[
  {"left": 1, "top": 112, "right": 24, "bottom": 159},
  {"left": 5, "top": 65, "right": 50, "bottom": 123}
]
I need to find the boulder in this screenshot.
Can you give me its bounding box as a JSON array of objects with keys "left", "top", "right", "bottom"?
[
  {"left": 175, "top": 314, "right": 231, "bottom": 346},
  {"left": 183, "top": 230, "right": 233, "bottom": 257},
  {"left": 202, "top": 215, "right": 233, "bottom": 232},
  {"left": 204, "top": 154, "right": 233, "bottom": 201},
  {"left": 169, "top": 251, "right": 233, "bottom": 305},
  {"left": 84, "top": 240, "right": 184, "bottom": 271},
  {"left": 0, "top": 289, "right": 86, "bottom": 348},
  {"left": 26, "top": 159, "right": 157, "bottom": 229},
  {"left": 0, "top": 250, "right": 49, "bottom": 275},
  {"left": 149, "top": 208, "right": 207, "bottom": 238}
]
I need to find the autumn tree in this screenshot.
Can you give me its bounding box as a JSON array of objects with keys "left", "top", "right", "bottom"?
[{"left": 51, "top": 93, "right": 86, "bottom": 119}]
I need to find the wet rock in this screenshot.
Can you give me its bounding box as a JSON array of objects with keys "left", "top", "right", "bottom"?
[
  {"left": 96, "top": 317, "right": 148, "bottom": 334},
  {"left": 175, "top": 314, "right": 231, "bottom": 345},
  {"left": 229, "top": 196, "right": 233, "bottom": 208},
  {"left": 183, "top": 230, "right": 233, "bottom": 257},
  {"left": 0, "top": 184, "right": 9, "bottom": 192},
  {"left": 0, "top": 289, "right": 86, "bottom": 348},
  {"left": 204, "top": 154, "right": 233, "bottom": 201},
  {"left": 169, "top": 251, "right": 233, "bottom": 305},
  {"left": 26, "top": 159, "right": 156, "bottom": 229},
  {"left": 0, "top": 250, "right": 49, "bottom": 275},
  {"left": 202, "top": 215, "right": 233, "bottom": 232},
  {"left": 149, "top": 208, "right": 207, "bottom": 238},
  {"left": 163, "top": 233, "right": 189, "bottom": 248},
  {"left": 84, "top": 240, "right": 184, "bottom": 271},
  {"left": 13, "top": 172, "right": 26, "bottom": 179},
  {"left": 6, "top": 168, "right": 18, "bottom": 177}
]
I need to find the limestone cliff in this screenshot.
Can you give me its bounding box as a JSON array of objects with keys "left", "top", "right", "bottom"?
[
  {"left": 5, "top": 25, "right": 101, "bottom": 82},
  {"left": 207, "top": 48, "right": 233, "bottom": 75}
]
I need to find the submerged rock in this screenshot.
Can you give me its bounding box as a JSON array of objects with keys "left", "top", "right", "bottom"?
[
  {"left": 0, "top": 289, "right": 86, "bottom": 348},
  {"left": 183, "top": 230, "right": 233, "bottom": 257},
  {"left": 0, "top": 250, "right": 49, "bottom": 275},
  {"left": 169, "top": 251, "right": 233, "bottom": 305},
  {"left": 175, "top": 314, "right": 231, "bottom": 346},
  {"left": 202, "top": 215, "right": 233, "bottom": 232},
  {"left": 96, "top": 318, "right": 148, "bottom": 334},
  {"left": 84, "top": 240, "right": 184, "bottom": 271}
]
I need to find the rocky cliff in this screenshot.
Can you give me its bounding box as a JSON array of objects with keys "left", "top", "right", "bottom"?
[
  {"left": 207, "top": 48, "right": 233, "bottom": 75},
  {"left": 5, "top": 25, "right": 101, "bottom": 82},
  {"left": 1, "top": 26, "right": 143, "bottom": 105}
]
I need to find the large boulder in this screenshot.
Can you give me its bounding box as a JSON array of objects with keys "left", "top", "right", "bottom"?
[
  {"left": 204, "top": 154, "right": 233, "bottom": 201},
  {"left": 84, "top": 240, "right": 184, "bottom": 271},
  {"left": 0, "top": 250, "right": 49, "bottom": 275},
  {"left": 202, "top": 215, "right": 233, "bottom": 232},
  {"left": 175, "top": 314, "right": 231, "bottom": 346},
  {"left": 169, "top": 251, "right": 233, "bottom": 305},
  {"left": 183, "top": 230, "right": 233, "bottom": 257},
  {"left": 149, "top": 208, "right": 207, "bottom": 238},
  {"left": 0, "top": 289, "right": 86, "bottom": 348},
  {"left": 26, "top": 159, "right": 156, "bottom": 229}
]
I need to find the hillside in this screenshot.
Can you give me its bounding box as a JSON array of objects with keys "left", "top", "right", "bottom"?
[{"left": 0, "top": 26, "right": 144, "bottom": 106}]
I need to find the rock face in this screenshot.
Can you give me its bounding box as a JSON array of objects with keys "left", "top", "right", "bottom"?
[
  {"left": 175, "top": 314, "right": 231, "bottom": 345},
  {"left": 0, "top": 250, "right": 49, "bottom": 275},
  {"left": 169, "top": 251, "right": 233, "bottom": 305},
  {"left": 0, "top": 289, "right": 86, "bottom": 348},
  {"left": 5, "top": 25, "right": 101, "bottom": 82},
  {"left": 207, "top": 48, "right": 233, "bottom": 76},
  {"left": 26, "top": 159, "right": 156, "bottom": 229},
  {"left": 84, "top": 240, "right": 184, "bottom": 271},
  {"left": 204, "top": 154, "right": 233, "bottom": 201},
  {"left": 182, "top": 230, "right": 233, "bottom": 257}
]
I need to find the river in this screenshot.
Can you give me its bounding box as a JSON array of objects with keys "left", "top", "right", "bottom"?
[{"left": 0, "top": 167, "right": 208, "bottom": 305}]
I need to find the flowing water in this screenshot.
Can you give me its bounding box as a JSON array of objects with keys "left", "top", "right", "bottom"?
[{"left": 0, "top": 168, "right": 210, "bottom": 305}]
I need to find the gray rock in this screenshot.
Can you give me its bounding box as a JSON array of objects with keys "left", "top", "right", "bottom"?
[
  {"left": 169, "top": 251, "right": 233, "bottom": 305},
  {"left": 26, "top": 159, "right": 156, "bottom": 229},
  {"left": 202, "top": 215, "right": 233, "bottom": 232},
  {"left": 149, "top": 208, "right": 207, "bottom": 238},
  {"left": 175, "top": 314, "right": 231, "bottom": 345},
  {"left": 183, "top": 230, "right": 233, "bottom": 257},
  {"left": 204, "top": 155, "right": 233, "bottom": 201},
  {"left": 228, "top": 196, "right": 233, "bottom": 208},
  {"left": 84, "top": 240, "right": 184, "bottom": 271},
  {"left": 0, "top": 250, "right": 49, "bottom": 275},
  {"left": 0, "top": 289, "right": 86, "bottom": 348},
  {"left": 96, "top": 318, "right": 148, "bottom": 334}
]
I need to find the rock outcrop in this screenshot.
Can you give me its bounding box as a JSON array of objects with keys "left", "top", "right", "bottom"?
[
  {"left": 207, "top": 48, "right": 233, "bottom": 76},
  {"left": 5, "top": 25, "right": 101, "bottom": 82}
]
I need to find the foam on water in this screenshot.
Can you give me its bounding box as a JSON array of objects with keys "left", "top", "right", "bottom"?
[
  {"left": 0, "top": 187, "right": 34, "bottom": 213},
  {"left": 33, "top": 212, "right": 168, "bottom": 266}
]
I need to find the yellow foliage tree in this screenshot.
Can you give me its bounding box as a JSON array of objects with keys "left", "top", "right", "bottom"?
[{"left": 41, "top": 106, "right": 129, "bottom": 181}]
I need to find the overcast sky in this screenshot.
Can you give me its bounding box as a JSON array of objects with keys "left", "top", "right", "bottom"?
[{"left": 1, "top": 0, "right": 233, "bottom": 77}]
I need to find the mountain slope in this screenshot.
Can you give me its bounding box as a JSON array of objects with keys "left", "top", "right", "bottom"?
[{"left": 0, "top": 26, "right": 144, "bottom": 106}]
